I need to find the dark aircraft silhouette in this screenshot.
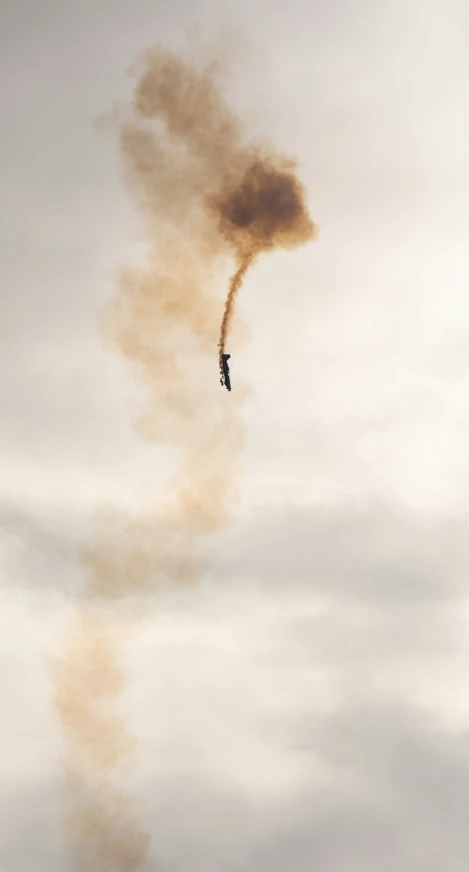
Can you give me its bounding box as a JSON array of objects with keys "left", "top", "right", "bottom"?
[{"left": 220, "top": 353, "right": 231, "bottom": 391}]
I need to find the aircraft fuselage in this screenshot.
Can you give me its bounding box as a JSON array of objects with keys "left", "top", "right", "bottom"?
[{"left": 220, "top": 353, "right": 231, "bottom": 391}]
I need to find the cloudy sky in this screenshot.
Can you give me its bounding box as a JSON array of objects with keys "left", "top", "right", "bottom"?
[{"left": 1, "top": 0, "right": 468, "bottom": 870}]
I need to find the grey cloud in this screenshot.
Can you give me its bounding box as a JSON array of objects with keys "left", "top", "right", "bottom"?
[
  {"left": 0, "top": 501, "right": 83, "bottom": 596},
  {"left": 2, "top": 499, "right": 468, "bottom": 871},
  {"left": 271, "top": 705, "right": 469, "bottom": 872},
  {"left": 214, "top": 502, "right": 469, "bottom": 604},
  {"left": 3, "top": 498, "right": 469, "bottom": 622},
  {"left": 5, "top": 499, "right": 468, "bottom": 606},
  {"left": 6, "top": 704, "right": 466, "bottom": 871},
  {"left": 0, "top": 779, "right": 69, "bottom": 872},
  {"left": 142, "top": 704, "right": 469, "bottom": 872}
]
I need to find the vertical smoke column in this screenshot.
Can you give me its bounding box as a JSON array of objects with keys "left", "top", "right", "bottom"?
[
  {"left": 53, "top": 40, "right": 316, "bottom": 871},
  {"left": 53, "top": 606, "right": 149, "bottom": 872}
]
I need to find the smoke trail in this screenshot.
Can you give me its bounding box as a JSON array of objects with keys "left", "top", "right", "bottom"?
[
  {"left": 216, "top": 159, "right": 316, "bottom": 372},
  {"left": 53, "top": 38, "right": 316, "bottom": 870},
  {"left": 218, "top": 254, "right": 253, "bottom": 373},
  {"left": 53, "top": 606, "right": 149, "bottom": 872}
]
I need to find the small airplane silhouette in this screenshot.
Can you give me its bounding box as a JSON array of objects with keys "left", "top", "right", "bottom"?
[{"left": 220, "top": 353, "right": 231, "bottom": 391}]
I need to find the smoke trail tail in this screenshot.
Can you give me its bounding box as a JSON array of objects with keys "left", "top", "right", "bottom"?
[{"left": 53, "top": 605, "right": 149, "bottom": 872}]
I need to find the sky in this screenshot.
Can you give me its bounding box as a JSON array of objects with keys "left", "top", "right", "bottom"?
[{"left": 0, "top": 0, "right": 468, "bottom": 870}]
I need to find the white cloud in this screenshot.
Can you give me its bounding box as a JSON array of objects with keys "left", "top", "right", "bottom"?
[{"left": 0, "top": 0, "right": 467, "bottom": 868}]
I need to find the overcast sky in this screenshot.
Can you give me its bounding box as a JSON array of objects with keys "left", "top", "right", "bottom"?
[{"left": 1, "top": 0, "right": 468, "bottom": 870}]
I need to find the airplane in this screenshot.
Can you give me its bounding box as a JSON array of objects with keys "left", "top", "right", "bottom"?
[{"left": 220, "top": 353, "right": 231, "bottom": 391}]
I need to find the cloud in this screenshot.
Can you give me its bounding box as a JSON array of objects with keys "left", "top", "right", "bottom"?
[
  {"left": 0, "top": 501, "right": 81, "bottom": 596},
  {"left": 1, "top": 499, "right": 469, "bottom": 869},
  {"left": 215, "top": 502, "right": 469, "bottom": 603},
  {"left": 5, "top": 705, "right": 468, "bottom": 871}
]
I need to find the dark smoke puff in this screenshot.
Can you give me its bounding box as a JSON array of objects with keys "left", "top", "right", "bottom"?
[{"left": 215, "top": 158, "right": 316, "bottom": 256}]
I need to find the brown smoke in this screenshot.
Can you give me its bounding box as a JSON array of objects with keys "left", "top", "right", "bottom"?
[
  {"left": 53, "top": 39, "right": 316, "bottom": 870},
  {"left": 215, "top": 159, "right": 316, "bottom": 370},
  {"left": 53, "top": 607, "right": 149, "bottom": 872},
  {"left": 125, "top": 43, "right": 316, "bottom": 378}
]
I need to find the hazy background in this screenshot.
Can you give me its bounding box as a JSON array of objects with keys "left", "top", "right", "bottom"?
[{"left": 1, "top": 0, "right": 468, "bottom": 869}]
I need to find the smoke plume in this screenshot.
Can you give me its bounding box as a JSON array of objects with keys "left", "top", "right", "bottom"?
[
  {"left": 53, "top": 39, "right": 316, "bottom": 870},
  {"left": 215, "top": 158, "right": 316, "bottom": 371},
  {"left": 126, "top": 43, "right": 316, "bottom": 376}
]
